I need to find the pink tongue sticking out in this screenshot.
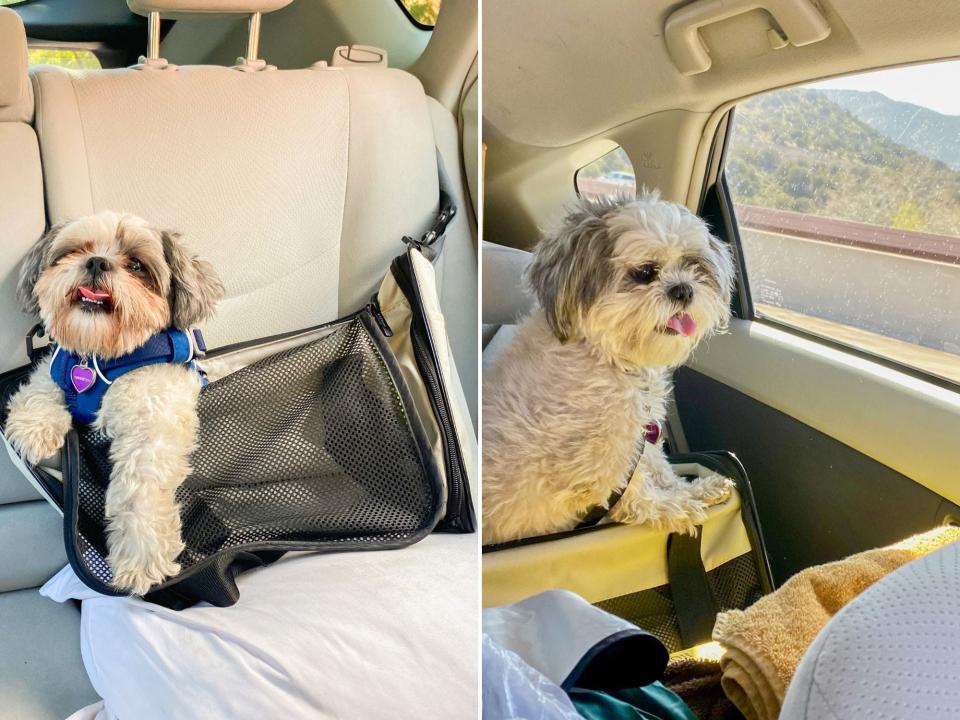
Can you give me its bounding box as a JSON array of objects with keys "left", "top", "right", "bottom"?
[
  {"left": 78, "top": 285, "right": 111, "bottom": 302},
  {"left": 666, "top": 313, "right": 696, "bottom": 337}
]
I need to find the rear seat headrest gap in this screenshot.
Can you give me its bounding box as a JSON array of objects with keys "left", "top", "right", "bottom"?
[{"left": 127, "top": 0, "right": 293, "bottom": 65}]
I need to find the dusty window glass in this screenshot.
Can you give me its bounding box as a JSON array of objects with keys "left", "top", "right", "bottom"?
[
  {"left": 396, "top": 0, "right": 441, "bottom": 27},
  {"left": 575, "top": 146, "right": 636, "bottom": 199},
  {"left": 28, "top": 47, "right": 101, "bottom": 70},
  {"left": 726, "top": 61, "right": 960, "bottom": 385}
]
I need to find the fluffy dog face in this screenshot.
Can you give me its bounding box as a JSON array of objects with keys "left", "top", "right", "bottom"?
[
  {"left": 17, "top": 212, "right": 224, "bottom": 358},
  {"left": 527, "top": 193, "right": 735, "bottom": 369}
]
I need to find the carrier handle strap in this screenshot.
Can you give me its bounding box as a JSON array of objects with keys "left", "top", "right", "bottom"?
[
  {"left": 667, "top": 527, "right": 720, "bottom": 648},
  {"left": 402, "top": 149, "right": 458, "bottom": 259},
  {"left": 403, "top": 189, "right": 456, "bottom": 251}
]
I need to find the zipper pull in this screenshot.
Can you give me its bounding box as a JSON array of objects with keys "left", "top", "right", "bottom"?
[{"left": 368, "top": 297, "right": 393, "bottom": 337}]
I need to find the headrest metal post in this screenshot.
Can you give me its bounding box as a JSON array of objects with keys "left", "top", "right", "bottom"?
[
  {"left": 246, "top": 12, "right": 262, "bottom": 62},
  {"left": 146, "top": 11, "right": 161, "bottom": 60}
]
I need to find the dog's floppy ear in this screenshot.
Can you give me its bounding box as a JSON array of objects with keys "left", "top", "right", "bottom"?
[
  {"left": 161, "top": 231, "right": 225, "bottom": 328},
  {"left": 525, "top": 201, "right": 613, "bottom": 342},
  {"left": 17, "top": 224, "right": 63, "bottom": 316}
]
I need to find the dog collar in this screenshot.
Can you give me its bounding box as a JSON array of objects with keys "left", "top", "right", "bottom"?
[{"left": 50, "top": 328, "right": 207, "bottom": 424}]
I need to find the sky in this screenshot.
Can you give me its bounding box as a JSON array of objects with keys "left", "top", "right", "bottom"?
[{"left": 807, "top": 60, "right": 960, "bottom": 117}]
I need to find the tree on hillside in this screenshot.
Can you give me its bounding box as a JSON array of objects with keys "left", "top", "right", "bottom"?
[
  {"left": 891, "top": 200, "right": 925, "bottom": 232},
  {"left": 404, "top": 0, "right": 440, "bottom": 25}
]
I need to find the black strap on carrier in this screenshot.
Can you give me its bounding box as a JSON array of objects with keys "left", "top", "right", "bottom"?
[{"left": 0, "top": 166, "right": 475, "bottom": 610}]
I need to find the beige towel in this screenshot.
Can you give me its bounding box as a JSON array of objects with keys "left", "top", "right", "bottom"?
[{"left": 712, "top": 526, "right": 960, "bottom": 720}]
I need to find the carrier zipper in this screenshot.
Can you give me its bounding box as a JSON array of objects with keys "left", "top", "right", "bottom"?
[
  {"left": 390, "top": 253, "right": 475, "bottom": 533},
  {"left": 368, "top": 297, "right": 394, "bottom": 337},
  {"left": 202, "top": 313, "right": 357, "bottom": 359},
  {"left": 411, "top": 328, "right": 465, "bottom": 524}
]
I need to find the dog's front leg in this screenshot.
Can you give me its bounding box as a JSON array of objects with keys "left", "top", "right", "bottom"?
[
  {"left": 609, "top": 444, "right": 733, "bottom": 536},
  {"left": 97, "top": 365, "right": 201, "bottom": 595},
  {"left": 4, "top": 357, "right": 73, "bottom": 465}
]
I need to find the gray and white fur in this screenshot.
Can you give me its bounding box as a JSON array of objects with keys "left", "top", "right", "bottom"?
[{"left": 482, "top": 192, "right": 736, "bottom": 544}]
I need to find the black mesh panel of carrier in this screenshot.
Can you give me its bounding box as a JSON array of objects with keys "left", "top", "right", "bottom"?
[{"left": 58, "top": 312, "right": 443, "bottom": 607}]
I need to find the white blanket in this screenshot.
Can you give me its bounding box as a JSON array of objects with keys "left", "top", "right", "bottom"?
[{"left": 45, "top": 534, "right": 478, "bottom": 720}]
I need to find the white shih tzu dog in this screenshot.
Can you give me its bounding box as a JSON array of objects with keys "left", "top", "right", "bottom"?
[
  {"left": 5, "top": 212, "right": 223, "bottom": 594},
  {"left": 483, "top": 192, "right": 736, "bottom": 544}
]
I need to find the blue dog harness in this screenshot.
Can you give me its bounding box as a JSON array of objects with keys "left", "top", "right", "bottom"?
[{"left": 50, "top": 328, "right": 207, "bottom": 424}]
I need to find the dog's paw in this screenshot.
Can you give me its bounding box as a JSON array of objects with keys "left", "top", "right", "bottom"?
[
  {"left": 106, "top": 522, "right": 185, "bottom": 596},
  {"left": 693, "top": 473, "right": 735, "bottom": 507},
  {"left": 616, "top": 497, "right": 708, "bottom": 537},
  {"left": 109, "top": 553, "right": 182, "bottom": 596},
  {"left": 654, "top": 502, "right": 709, "bottom": 537},
  {"left": 4, "top": 405, "right": 71, "bottom": 465}
]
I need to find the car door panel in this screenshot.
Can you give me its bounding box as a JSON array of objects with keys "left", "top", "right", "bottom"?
[{"left": 675, "top": 362, "right": 958, "bottom": 583}]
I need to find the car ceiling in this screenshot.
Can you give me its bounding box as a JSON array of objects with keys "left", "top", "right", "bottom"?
[{"left": 482, "top": 0, "right": 960, "bottom": 148}]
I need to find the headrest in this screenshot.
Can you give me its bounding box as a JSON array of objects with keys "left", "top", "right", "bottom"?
[
  {"left": 127, "top": 0, "right": 292, "bottom": 16},
  {"left": 0, "top": 8, "right": 28, "bottom": 108}
]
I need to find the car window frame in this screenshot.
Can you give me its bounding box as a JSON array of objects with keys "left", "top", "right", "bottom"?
[
  {"left": 704, "top": 105, "right": 960, "bottom": 394},
  {"left": 573, "top": 145, "right": 637, "bottom": 199},
  {"left": 393, "top": 0, "right": 438, "bottom": 31}
]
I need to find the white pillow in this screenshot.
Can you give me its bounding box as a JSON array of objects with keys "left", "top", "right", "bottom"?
[{"left": 43, "top": 534, "right": 478, "bottom": 720}]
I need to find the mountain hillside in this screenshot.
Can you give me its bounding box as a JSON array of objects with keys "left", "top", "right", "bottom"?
[
  {"left": 822, "top": 89, "right": 960, "bottom": 171},
  {"left": 727, "top": 88, "right": 960, "bottom": 237}
]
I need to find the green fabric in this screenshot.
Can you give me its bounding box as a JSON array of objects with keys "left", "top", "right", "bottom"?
[{"left": 569, "top": 682, "right": 698, "bottom": 720}]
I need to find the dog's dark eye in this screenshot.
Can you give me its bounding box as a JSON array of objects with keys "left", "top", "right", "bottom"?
[
  {"left": 629, "top": 264, "right": 659, "bottom": 284},
  {"left": 129, "top": 258, "right": 144, "bottom": 274}
]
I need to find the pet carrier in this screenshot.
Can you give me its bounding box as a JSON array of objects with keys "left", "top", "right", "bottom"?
[
  {"left": 483, "top": 451, "right": 773, "bottom": 652},
  {"left": 0, "top": 191, "right": 476, "bottom": 609}
]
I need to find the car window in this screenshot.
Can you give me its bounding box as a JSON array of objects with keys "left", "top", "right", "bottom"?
[
  {"left": 28, "top": 46, "right": 101, "bottom": 69},
  {"left": 726, "top": 61, "right": 960, "bottom": 385},
  {"left": 0, "top": 0, "right": 103, "bottom": 68},
  {"left": 575, "top": 146, "right": 636, "bottom": 199},
  {"left": 396, "top": 0, "right": 441, "bottom": 28}
]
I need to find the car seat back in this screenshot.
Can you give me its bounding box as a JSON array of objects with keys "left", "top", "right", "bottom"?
[
  {"left": 30, "top": 0, "right": 443, "bottom": 351},
  {"left": 480, "top": 240, "right": 533, "bottom": 359},
  {"left": 0, "top": 8, "right": 45, "bottom": 377}
]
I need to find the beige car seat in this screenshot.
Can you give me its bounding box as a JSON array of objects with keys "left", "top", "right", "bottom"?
[{"left": 0, "top": 10, "right": 102, "bottom": 718}]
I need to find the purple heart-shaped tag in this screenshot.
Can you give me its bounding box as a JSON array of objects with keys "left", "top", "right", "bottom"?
[
  {"left": 71, "top": 365, "right": 96, "bottom": 393},
  {"left": 642, "top": 420, "right": 662, "bottom": 445}
]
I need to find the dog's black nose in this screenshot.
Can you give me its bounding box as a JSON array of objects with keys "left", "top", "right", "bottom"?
[
  {"left": 85, "top": 256, "right": 112, "bottom": 275},
  {"left": 667, "top": 283, "right": 694, "bottom": 305}
]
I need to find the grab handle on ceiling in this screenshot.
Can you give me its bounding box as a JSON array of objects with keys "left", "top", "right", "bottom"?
[{"left": 665, "top": 0, "right": 831, "bottom": 76}]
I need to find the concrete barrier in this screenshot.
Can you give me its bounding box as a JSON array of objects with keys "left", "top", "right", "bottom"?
[{"left": 738, "top": 217, "right": 960, "bottom": 357}]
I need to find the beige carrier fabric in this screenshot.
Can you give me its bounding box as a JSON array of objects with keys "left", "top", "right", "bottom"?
[
  {"left": 483, "top": 475, "right": 751, "bottom": 608},
  {"left": 377, "top": 250, "right": 478, "bottom": 516}
]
